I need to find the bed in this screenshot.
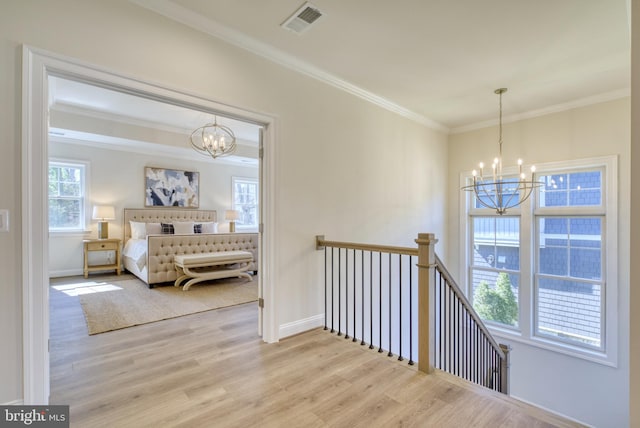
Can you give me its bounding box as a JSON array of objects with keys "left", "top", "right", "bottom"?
[{"left": 122, "top": 208, "right": 259, "bottom": 287}]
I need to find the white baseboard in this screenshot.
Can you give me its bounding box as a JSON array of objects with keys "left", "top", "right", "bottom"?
[
  {"left": 3, "top": 399, "right": 23, "bottom": 405},
  {"left": 49, "top": 269, "right": 83, "bottom": 278},
  {"left": 279, "top": 313, "right": 324, "bottom": 339},
  {"left": 509, "top": 394, "right": 592, "bottom": 427}
]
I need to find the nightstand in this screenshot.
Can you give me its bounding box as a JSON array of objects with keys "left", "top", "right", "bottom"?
[{"left": 83, "top": 238, "right": 122, "bottom": 278}]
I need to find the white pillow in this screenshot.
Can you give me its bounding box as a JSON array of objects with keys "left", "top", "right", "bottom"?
[
  {"left": 201, "top": 222, "right": 218, "bottom": 234},
  {"left": 130, "top": 221, "right": 147, "bottom": 239},
  {"left": 173, "top": 221, "right": 195, "bottom": 234},
  {"left": 146, "top": 222, "right": 161, "bottom": 235}
]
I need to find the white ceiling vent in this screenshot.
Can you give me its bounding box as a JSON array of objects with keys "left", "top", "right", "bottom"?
[{"left": 281, "top": 2, "right": 324, "bottom": 34}]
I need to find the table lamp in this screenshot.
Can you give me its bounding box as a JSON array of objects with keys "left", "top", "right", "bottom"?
[
  {"left": 225, "top": 209, "right": 239, "bottom": 232},
  {"left": 92, "top": 205, "right": 115, "bottom": 239}
]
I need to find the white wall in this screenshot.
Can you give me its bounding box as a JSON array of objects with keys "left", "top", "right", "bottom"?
[
  {"left": 631, "top": 1, "right": 640, "bottom": 425},
  {"left": 0, "top": 0, "right": 447, "bottom": 403},
  {"left": 48, "top": 140, "right": 257, "bottom": 277},
  {"left": 447, "top": 98, "right": 630, "bottom": 427}
]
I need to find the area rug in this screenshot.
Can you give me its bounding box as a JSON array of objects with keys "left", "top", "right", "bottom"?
[{"left": 74, "top": 277, "right": 258, "bottom": 335}]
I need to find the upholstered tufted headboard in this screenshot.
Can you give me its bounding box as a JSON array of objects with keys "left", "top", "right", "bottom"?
[{"left": 123, "top": 208, "right": 217, "bottom": 243}]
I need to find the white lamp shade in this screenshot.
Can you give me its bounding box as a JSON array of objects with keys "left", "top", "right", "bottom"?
[
  {"left": 92, "top": 205, "right": 116, "bottom": 221},
  {"left": 225, "top": 210, "right": 240, "bottom": 221}
]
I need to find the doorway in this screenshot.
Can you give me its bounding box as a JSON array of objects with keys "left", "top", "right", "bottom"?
[{"left": 22, "top": 46, "right": 277, "bottom": 404}]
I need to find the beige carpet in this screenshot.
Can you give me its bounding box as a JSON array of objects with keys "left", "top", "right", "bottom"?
[{"left": 76, "top": 277, "right": 258, "bottom": 335}]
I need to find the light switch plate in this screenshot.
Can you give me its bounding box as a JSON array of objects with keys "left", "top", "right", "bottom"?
[{"left": 0, "top": 209, "right": 9, "bottom": 232}]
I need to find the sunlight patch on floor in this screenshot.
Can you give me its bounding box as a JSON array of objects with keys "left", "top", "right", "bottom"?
[{"left": 52, "top": 281, "right": 123, "bottom": 296}]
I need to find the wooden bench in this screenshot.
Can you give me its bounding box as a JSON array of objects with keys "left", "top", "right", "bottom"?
[{"left": 173, "top": 250, "right": 253, "bottom": 291}]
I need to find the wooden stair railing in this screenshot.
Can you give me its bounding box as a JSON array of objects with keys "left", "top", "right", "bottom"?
[
  {"left": 433, "top": 253, "right": 510, "bottom": 393},
  {"left": 316, "top": 233, "right": 510, "bottom": 394}
]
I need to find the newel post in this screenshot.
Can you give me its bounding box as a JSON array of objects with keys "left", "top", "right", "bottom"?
[
  {"left": 416, "top": 233, "right": 438, "bottom": 374},
  {"left": 499, "top": 343, "right": 511, "bottom": 394}
]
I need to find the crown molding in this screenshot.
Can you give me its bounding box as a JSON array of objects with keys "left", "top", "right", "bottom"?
[
  {"left": 52, "top": 101, "right": 191, "bottom": 136},
  {"left": 50, "top": 102, "right": 258, "bottom": 148},
  {"left": 451, "top": 88, "right": 630, "bottom": 134},
  {"left": 129, "top": 0, "right": 449, "bottom": 134},
  {"left": 49, "top": 129, "right": 259, "bottom": 167}
]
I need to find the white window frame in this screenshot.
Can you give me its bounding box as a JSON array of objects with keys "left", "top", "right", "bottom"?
[
  {"left": 231, "top": 176, "right": 259, "bottom": 230},
  {"left": 48, "top": 158, "right": 90, "bottom": 234},
  {"left": 468, "top": 214, "right": 522, "bottom": 330},
  {"left": 460, "top": 156, "right": 617, "bottom": 366}
]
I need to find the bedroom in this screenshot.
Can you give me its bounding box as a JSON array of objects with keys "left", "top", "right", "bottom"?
[{"left": 47, "top": 76, "right": 261, "bottom": 280}]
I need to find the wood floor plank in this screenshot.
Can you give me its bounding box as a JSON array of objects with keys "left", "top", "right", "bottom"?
[{"left": 49, "top": 274, "right": 584, "bottom": 427}]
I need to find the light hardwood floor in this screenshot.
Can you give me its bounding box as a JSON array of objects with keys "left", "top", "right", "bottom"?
[{"left": 50, "top": 274, "right": 583, "bottom": 428}]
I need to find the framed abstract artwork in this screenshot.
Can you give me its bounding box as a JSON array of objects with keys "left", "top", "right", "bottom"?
[{"left": 144, "top": 167, "right": 199, "bottom": 208}]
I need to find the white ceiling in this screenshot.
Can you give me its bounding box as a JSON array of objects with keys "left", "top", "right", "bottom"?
[
  {"left": 130, "top": 0, "right": 630, "bottom": 132},
  {"left": 48, "top": 76, "right": 262, "bottom": 166},
  {"left": 49, "top": 77, "right": 261, "bottom": 143},
  {"left": 50, "top": 0, "right": 631, "bottom": 150}
]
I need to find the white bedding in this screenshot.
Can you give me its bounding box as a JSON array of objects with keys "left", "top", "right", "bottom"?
[
  {"left": 122, "top": 238, "right": 147, "bottom": 270},
  {"left": 122, "top": 231, "right": 258, "bottom": 287}
]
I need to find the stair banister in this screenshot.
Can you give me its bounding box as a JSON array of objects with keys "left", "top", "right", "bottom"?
[
  {"left": 415, "top": 233, "right": 437, "bottom": 374},
  {"left": 316, "top": 232, "right": 510, "bottom": 394},
  {"left": 434, "top": 253, "right": 505, "bottom": 359}
]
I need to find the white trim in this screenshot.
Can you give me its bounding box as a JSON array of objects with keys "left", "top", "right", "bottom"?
[
  {"left": 22, "top": 45, "right": 280, "bottom": 403},
  {"left": 3, "top": 400, "right": 24, "bottom": 406},
  {"left": 532, "top": 155, "right": 618, "bottom": 365},
  {"left": 508, "top": 394, "right": 592, "bottom": 427},
  {"left": 459, "top": 155, "right": 618, "bottom": 366},
  {"left": 129, "top": 0, "right": 449, "bottom": 134},
  {"left": 49, "top": 132, "right": 258, "bottom": 167},
  {"left": 48, "top": 158, "right": 91, "bottom": 233},
  {"left": 49, "top": 269, "right": 84, "bottom": 278},
  {"left": 452, "top": 88, "right": 630, "bottom": 134},
  {"left": 48, "top": 230, "right": 91, "bottom": 237},
  {"left": 51, "top": 102, "right": 259, "bottom": 149},
  {"left": 232, "top": 176, "right": 259, "bottom": 230},
  {"left": 261, "top": 122, "right": 279, "bottom": 343},
  {"left": 279, "top": 314, "right": 324, "bottom": 338},
  {"left": 458, "top": 172, "right": 470, "bottom": 291},
  {"left": 52, "top": 101, "right": 193, "bottom": 137},
  {"left": 130, "top": 0, "right": 631, "bottom": 136},
  {"left": 131, "top": 0, "right": 632, "bottom": 136},
  {"left": 22, "top": 45, "right": 51, "bottom": 405},
  {"left": 492, "top": 329, "right": 616, "bottom": 368}
]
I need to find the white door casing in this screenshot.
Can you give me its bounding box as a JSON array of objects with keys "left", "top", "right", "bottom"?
[{"left": 22, "top": 45, "right": 279, "bottom": 404}]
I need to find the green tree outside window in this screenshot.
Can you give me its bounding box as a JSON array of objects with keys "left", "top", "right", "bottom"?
[{"left": 473, "top": 272, "right": 518, "bottom": 326}]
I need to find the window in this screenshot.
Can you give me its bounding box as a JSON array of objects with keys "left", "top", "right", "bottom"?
[
  {"left": 49, "top": 160, "right": 88, "bottom": 231},
  {"left": 232, "top": 177, "right": 259, "bottom": 229},
  {"left": 535, "top": 170, "right": 605, "bottom": 350},
  {"left": 462, "top": 156, "right": 617, "bottom": 363},
  {"left": 470, "top": 216, "right": 520, "bottom": 327}
]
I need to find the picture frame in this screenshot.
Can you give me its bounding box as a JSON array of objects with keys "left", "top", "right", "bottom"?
[{"left": 144, "top": 167, "right": 199, "bottom": 208}]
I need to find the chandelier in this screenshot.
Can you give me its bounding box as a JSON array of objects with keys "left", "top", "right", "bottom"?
[
  {"left": 462, "top": 88, "right": 542, "bottom": 215},
  {"left": 189, "top": 117, "right": 237, "bottom": 159}
]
